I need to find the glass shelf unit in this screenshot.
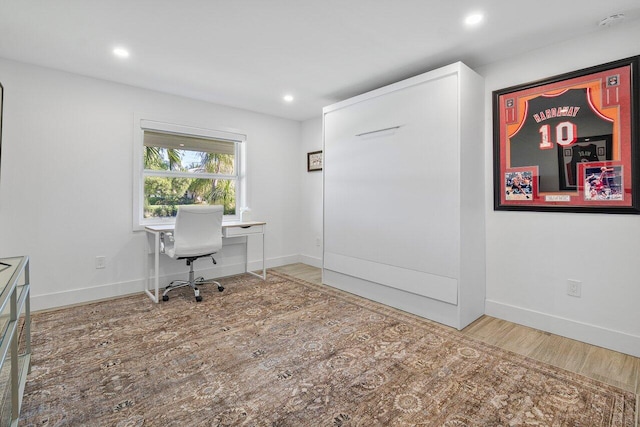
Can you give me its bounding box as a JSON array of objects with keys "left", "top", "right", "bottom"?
[{"left": 0, "top": 256, "right": 31, "bottom": 427}]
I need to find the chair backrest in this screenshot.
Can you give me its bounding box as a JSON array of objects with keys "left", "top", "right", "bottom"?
[{"left": 171, "top": 205, "right": 224, "bottom": 258}]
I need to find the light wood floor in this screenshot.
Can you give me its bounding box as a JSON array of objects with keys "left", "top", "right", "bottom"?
[{"left": 273, "top": 263, "right": 640, "bottom": 397}]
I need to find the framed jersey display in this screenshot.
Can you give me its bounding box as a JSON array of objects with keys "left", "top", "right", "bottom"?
[{"left": 493, "top": 56, "right": 640, "bottom": 214}]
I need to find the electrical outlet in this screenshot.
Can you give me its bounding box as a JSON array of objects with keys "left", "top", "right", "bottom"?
[
  {"left": 567, "top": 279, "right": 581, "bottom": 297},
  {"left": 316, "top": 237, "right": 321, "bottom": 247},
  {"left": 95, "top": 256, "right": 106, "bottom": 269}
]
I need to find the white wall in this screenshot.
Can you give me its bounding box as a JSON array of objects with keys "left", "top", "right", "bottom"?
[
  {"left": 299, "top": 117, "right": 323, "bottom": 267},
  {"left": 0, "top": 58, "right": 301, "bottom": 310},
  {"left": 477, "top": 23, "right": 640, "bottom": 356}
]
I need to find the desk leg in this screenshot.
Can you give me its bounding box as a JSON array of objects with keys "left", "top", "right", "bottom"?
[
  {"left": 261, "top": 227, "right": 266, "bottom": 279},
  {"left": 246, "top": 228, "right": 266, "bottom": 280},
  {"left": 144, "top": 231, "right": 160, "bottom": 303}
]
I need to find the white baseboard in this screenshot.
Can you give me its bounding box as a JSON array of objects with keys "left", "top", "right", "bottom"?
[
  {"left": 485, "top": 299, "right": 640, "bottom": 357},
  {"left": 257, "top": 254, "right": 300, "bottom": 270},
  {"left": 32, "top": 255, "right": 308, "bottom": 312},
  {"left": 32, "top": 277, "right": 147, "bottom": 312},
  {"left": 299, "top": 254, "right": 322, "bottom": 268},
  {"left": 33, "top": 261, "right": 252, "bottom": 312}
]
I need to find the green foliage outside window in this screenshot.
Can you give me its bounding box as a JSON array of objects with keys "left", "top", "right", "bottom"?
[{"left": 143, "top": 147, "right": 236, "bottom": 217}]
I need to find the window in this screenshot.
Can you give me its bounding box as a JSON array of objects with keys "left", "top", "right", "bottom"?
[{"left": 133, "top": 118, "right": 246, "bottom": 229}]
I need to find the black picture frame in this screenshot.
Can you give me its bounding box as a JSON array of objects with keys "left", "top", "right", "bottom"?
[
  {"left": 493, "top": 56, "right": 640, "bottom": 214},
  {"left": 307, "top": 150, "right": 322, "bottom": 172}
]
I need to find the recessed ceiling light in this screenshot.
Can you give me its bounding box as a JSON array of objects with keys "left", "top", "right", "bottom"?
[
  {"left": 464, "top": 13, "right": 483, "bottom": 26},
  {"left": 283, "top": 94, "right": 294, "bottom": 103},
  {"left": 112, "top": 47, "right": 130, "bottom": 58}
]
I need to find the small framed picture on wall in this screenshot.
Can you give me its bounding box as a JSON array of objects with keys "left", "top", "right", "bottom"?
[{"left": 307, "top": 150, "right": 323, "bottom": 172}]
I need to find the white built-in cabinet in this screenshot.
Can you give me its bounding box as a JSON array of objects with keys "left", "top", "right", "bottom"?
[{"left": 322, "top": 62, "right": 485, "bottom": 330}]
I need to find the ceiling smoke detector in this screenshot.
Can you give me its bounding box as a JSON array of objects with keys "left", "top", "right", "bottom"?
[{"left": 598, "top": 13, "right": 625, "bottom": 27}]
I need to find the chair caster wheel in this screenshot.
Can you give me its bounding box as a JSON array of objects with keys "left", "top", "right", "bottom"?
[
  {"left": 218, "top": 286, "right": 224, "bottom": 292},
  {"left": 162, "top": 295, "right": 169, "bottom": 302},
  {"left": 195, "top": 295, "right": 203, "bottom": 302}
]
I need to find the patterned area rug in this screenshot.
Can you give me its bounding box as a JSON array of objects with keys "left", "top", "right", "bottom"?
[{"left": 20, "top": 271, "right": 636, "bottom": 426}]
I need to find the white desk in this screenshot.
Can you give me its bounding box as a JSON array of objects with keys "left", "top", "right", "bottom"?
[{"left": 144, "top": 221, "right": 266, "bottom": 303}]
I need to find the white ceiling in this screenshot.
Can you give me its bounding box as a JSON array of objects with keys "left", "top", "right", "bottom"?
[{"left": 0, "top": 0, "right": 638, "bottom": 121}]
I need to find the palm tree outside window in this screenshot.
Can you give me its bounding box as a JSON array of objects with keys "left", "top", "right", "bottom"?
[{"left": 143, "top": 130, "right": 239, "bottom": 219}]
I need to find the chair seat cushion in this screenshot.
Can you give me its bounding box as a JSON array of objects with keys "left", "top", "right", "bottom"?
[{"left": 167, "top": 246, "right": 217, "bottom": 259}]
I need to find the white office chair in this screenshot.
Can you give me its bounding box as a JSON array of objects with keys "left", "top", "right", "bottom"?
[{"left": 161, "top": 205, "right": 225, "bottom": 302}]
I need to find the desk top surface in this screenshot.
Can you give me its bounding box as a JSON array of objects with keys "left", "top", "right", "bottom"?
[{"left": 145, "top": 220, "right": 266, "bottom": 232}]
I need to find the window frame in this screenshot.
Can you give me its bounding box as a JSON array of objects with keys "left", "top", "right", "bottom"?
[{"left": 133, "top": 115, "right": 247, "bottom": 230}]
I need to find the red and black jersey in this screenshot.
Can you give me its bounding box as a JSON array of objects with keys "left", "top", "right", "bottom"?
[{"left": 509, "top": 88, "right": 613, "bottom": 192}]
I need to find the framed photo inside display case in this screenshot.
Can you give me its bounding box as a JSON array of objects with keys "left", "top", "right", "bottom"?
[{"left": 493, "top": 56, "right": 640, "bottom": 213}]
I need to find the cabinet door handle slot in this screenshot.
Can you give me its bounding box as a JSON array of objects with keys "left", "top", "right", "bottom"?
[{"left": 355, "top": 126, "right": 401, "bottom": 137}]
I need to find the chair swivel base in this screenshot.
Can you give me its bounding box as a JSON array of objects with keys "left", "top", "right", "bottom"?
[{"left": 162, "top": 276, "right": 224, "bottom": 302}]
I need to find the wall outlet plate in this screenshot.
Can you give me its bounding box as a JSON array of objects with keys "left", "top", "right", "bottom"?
[
  {"left": 95, "top": 256, "right": 106, "bottom": 269},
  {"left": 567, "top": 279, "right": 581, "bottom": 297}
]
